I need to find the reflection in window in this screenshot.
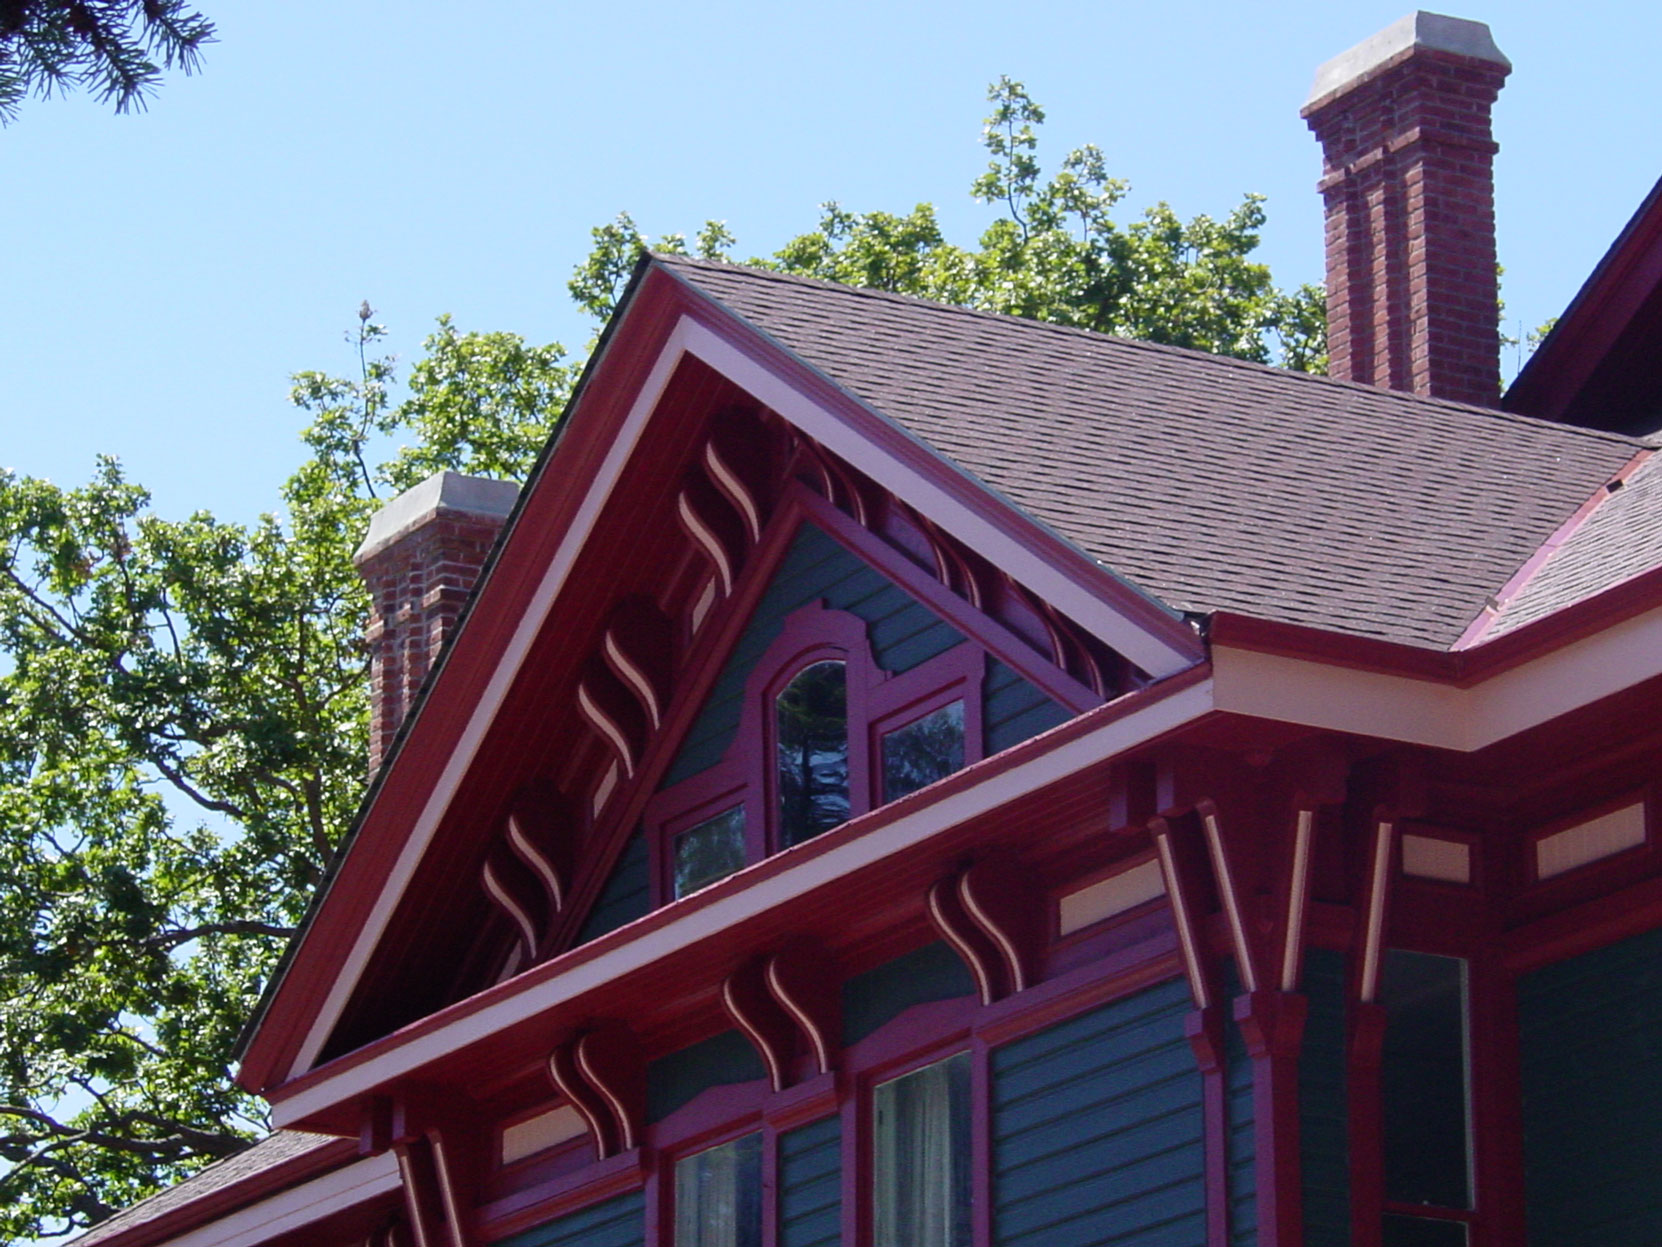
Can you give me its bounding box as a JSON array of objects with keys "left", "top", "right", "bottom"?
[
  {"left": 881, "top": 700, "right": 965, "bottom": 804},
  {"left": 1382, "top": 950, "right": 1471, "bottom": 1210},
  {"left": 777, "top": 660, "right": 849, "bottom": 846},
  {"left": 674, "top": 806, "right": 747, "bottom": 899},
  {"left": 873, "top": 1051, "right": 971, "bottom": 1247},
  {"left": 675, "top": 1132, "right": 762, "bottom": 1247}
]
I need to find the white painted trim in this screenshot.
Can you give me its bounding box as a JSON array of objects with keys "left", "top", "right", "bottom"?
[
  {"left": 288, "top": 322, "right": 692, "bottom": 1078},
  {"left": 675, "top": 319, "right": 1198, "bottom": 678},
  {"left": 1215, "top": 601, "right": 1662, "bottom": 751},
  {"left": 155, "top": 1151, "right": 399, "bottom": 1247},
  {"left": 1202, "top": 809, "right": 1258, "bottom": 993},
  {"left": 1360, "top": 820, "right": 1394, "bottom": 1004},
  {"left": 1151, "top": 826, "right": 1209, "bottom": 1011},
  {"left": 1280, "top": 808, "right": 1315, "bottom": 992},
  {"left": 272, "top": 678, "right": 1214, "bottom": 1124},
  {"left": 286, "top": 307, "right": 1205, "bottom": 1081}
]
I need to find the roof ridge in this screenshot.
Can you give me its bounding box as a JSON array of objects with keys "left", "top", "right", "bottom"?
[{"left": 653, "top": 252, "right": 1645, "bottom": 451}]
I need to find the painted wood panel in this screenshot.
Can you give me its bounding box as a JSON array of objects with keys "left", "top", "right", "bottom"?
[
  {"left": 984, "top": 659, "right": 1070, "bottom": 757},
  {"left": 1519, "top": 924, "right": 1662, "bottom": 1245},
  {"left": 1299, "top": 947, "right": 1350, "bottom": 1247},
  {"left": 666, "top": 524, "right": 964, "bottom": 786},
  {"left": 575, "top": 828, "right": 650, "bottom": 945},
  {"left": 991, "top": 976, "right": 1205, "bottom": 1246},
  {"left": 501, "top": 1189, "right": 645, "bottom": 1247},
  {"left": 779, "top": 1114, "right": 842, "bottom": 1247},
  {"left": 842, "top": 941, "right": 976, "bottom": 1046},
  {"left": 646, "top": 1029, "right": 766, "bottom": 1123}
]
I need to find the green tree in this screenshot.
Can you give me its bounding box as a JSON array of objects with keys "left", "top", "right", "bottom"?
[
  {"left": 0, "top": 78, "right": 1319, "bottom": 1238},
  {"left": 0, "top": 316, "right": 572, "bottom": 1240},
  {"left": 573, "top": 77, "right": 1326, "bottom": 371},
  {"left": 0, "top": 0, "right": 213, "bottom": 122}
]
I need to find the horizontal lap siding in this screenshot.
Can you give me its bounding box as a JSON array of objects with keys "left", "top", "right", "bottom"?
[
  {"left": 984, "top": 659, "right": 1070, "bottom": 757},
  {"left": 576, "top": 827, "right": 650, "bottom": 944},
  {"left": 992, "top": 977, "right": 1204, "bottom": 1247},
  {"left": 779, "top": 1114, "right": 842, "bottom": 1247},
  {"left": 666, "top": 524, "right": 963, "bottom": 787},
  {"left": 501, "top": 1189, "right": 645, "bottom": 1247},
  {"left": 1520, "top": 925, "right": 1662, "bottom": 1245}
]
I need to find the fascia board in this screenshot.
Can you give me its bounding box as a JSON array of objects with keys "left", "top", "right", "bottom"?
[
  {"left": 148, "top": 1153, "right": 399, "bottom": 1247},
  {"left": 275, "top": 292, "right": 1206, "bottom": 1085},
  {"left": 670, "top": 314, "right": 1202, "bottom": 678},
  {"left": 281, "top": 314, "right": 694, "bottom": 1079},
  {"left": 266, "top": 672, "right": 1215, "bottom": 1127},
  {"left": 1214, "top": 597, "right": 1662, "bottom": 750}
]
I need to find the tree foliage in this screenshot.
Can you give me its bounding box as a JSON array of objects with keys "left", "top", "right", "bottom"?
[
  {"left": 0, "top": 318, "right": 571, "bottom": 1239},
  {"left": 572, "top": 77, "right": 1326, "bottom": 371},
  {"left": 0, "top": 0, "right": 213, "bottom": 122},
  {"left": 1, "top": 79, "right": 1317, "bottom": 1238}
]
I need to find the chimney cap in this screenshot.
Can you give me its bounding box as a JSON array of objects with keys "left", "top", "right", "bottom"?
[
  {"left": 1303, "top": 11, "right": 1509, "bottom": 112},
  {"left": 354, "top": 469, "right": 521, "bottom": 566}
]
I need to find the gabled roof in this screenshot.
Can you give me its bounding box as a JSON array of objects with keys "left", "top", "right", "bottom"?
[
  {"left": 659, "top": 255, "right": 1644, "bottom": 650},
  {"left": 1505, "top": 175, "right": 1662, "bottom": 433}
]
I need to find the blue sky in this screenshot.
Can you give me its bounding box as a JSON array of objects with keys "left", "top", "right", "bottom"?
[{"left": 2, "top": 0, "right": 1657, "bottom": 525}]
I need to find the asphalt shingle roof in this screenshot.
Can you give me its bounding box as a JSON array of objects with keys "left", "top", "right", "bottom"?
[
  {"left": 72, "top": 1131, "right": 338, "bottom": 1245},
  {"left": 660, "top": 255, "right": 1646, "bottom": 650}
]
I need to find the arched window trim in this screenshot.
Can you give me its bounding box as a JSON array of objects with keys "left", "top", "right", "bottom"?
[{"left": 647, "top": 601, "right": 984, "bottom": 906}]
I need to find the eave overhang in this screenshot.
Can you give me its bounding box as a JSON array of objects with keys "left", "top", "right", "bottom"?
[
  {"left": 264, "top": 665, "right": 1217, "bottom": 1132},
  {"left": 239, "top": 259, "right": 1207, "bottom": 1095}
]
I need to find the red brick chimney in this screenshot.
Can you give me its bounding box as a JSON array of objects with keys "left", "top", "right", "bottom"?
[
  {"left": 1303, "top": 12, "right": 1510, "bottom": 406},
  {"left": 354, "top": 471, "right": 520, "bottom": 774}
]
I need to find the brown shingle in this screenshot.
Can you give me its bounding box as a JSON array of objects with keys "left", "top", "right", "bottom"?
[{"left": 660, "top": 255, "right": 1642, "bottom": 649}]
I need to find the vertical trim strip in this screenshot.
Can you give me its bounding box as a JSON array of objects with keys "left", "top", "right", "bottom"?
[
  {"left": 1359, "top": 819, "right": 1395, "bottom": 1003},
  {"left": 1152, "top": 822, "right": 1211, "bottom": 1010},
  {"left": 1201, "top": 807, "right": 1258, "bottom": 993},
  {"left": 1280, "top": 808, "right": 1316, "bottom": 992}
]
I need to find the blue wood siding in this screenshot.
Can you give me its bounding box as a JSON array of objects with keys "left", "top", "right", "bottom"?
[
  {"left": 575, "top": 827, "right": 649, "bottom": 945},
  {"left": 1299, "top": 947, "right": 1350, "bottom": 1246},
  {"left": 500, "top": 1189, "right": 645, "bottom": 1247},
  {"left": 841, "top": 941, "right": 975, "bottom": 1046},
  {"left": 779, "top": 1114, "right": 842, "bottom": 1247},
  {"left": 665, "top": 524, "right": 964, "bottom": 787},
  {"left": 1519, "top": 925, "right": 1662, "bottom": 1245},
  {"left": 984, "top": 659, "right": 1070, "bottom": 756},
  {"left": 991, "top": 976, "right": 1205, "bottom": 1246},
  {"left": 646, "top": 1028, "right": 766, "bottom": 1123}
]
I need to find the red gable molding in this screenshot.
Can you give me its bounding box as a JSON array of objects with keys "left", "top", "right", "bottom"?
[{"left": 238, "top": 260, "right": 1206, "bottom": 1096}]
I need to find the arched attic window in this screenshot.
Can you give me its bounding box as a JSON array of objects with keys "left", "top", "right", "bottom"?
[{"left": 649, "top": 601, "right": 983, "bottom": 905}]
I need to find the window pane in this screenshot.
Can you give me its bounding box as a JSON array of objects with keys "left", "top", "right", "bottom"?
[
  {"left": 777, "top": 660, "right": 849, "bottom": 846},
  {"left": 675, "top": 1132, "right": 762, "bottom": 1247},
  {"left": 674, "top": 806, "right": 746, "bottom": 899},
  {"left": 1382, "top": 950, "right": 1471, "bottom": 1209},
  {"left": 873, "top": 1051, "right": 971, "bottom": 1247},
  {"left": 882, "top": 700, "right": 965, "bottom": 804}
]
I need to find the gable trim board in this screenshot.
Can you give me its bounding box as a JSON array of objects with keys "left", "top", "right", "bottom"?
[
  {"left": 265, "top": 666, "right": 1216, "bottom": 1129},
  {"left": 104, "top": 1152, "right": 399, "bottom": 1247},
  {"left": 251, "top": 266, "right": 1206, "bottom": 1089}
]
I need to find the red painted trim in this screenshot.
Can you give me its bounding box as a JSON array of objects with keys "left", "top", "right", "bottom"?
[
  {"left": 1505, "top": 174, "right": 1662, "bottom": 422},
  {"left": 1453, "top": 449, "right": 1653, "bottom": 649},
  {"left": 1185, "top": 1007, "right": 1230, "bottom": 1247},
  {"left": 478, "top": 1146, "right": 645, "bottom": 1243},
  {"left": 265, "top": 664, "right": 1213, "bottom": 1119},
  {"left": 656, "top": 267, "right": 1206, "bottom": 668},
  {"left": 58, "top": 1136, "right": 363, "bottom": 1247},
  {"left": 1235, "top": 990, "right": 1308, "bottom": 1247}
]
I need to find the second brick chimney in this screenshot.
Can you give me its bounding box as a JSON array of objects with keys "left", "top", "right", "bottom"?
[
  {"left": 1303, "top": 12, "right": 1510, "bottom": 407},
  {"left": 354, "top": 471, "right": 520, "bottom": 775}
]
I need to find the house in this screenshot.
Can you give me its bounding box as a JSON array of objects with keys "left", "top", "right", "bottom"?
[{"left": 73, "top": 12, "right": 1662, "bottom": 1247}]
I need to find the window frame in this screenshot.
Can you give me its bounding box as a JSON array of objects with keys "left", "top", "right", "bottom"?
[{"left": 647, "top": 601, "right": 985, "bottom": 907}]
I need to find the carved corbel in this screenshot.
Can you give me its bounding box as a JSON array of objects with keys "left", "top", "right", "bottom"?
[{"left": 546, "top": 1024, "right": 645, "bottom": 1160}]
